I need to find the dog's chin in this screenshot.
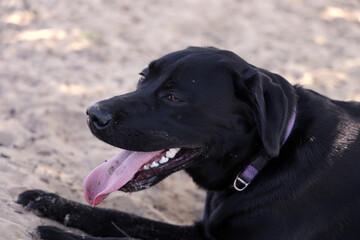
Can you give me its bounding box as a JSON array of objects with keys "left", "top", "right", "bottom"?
[{"left": 120, "top": 148, "right": 203, "bottom": 193}]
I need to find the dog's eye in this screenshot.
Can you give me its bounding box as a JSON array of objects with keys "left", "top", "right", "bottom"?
[
  {"left": 165, "top": 94, "right": 181, "bottom": 102},
  {"left": 138, "top": 75, "right": 145, "bottom": 83}
]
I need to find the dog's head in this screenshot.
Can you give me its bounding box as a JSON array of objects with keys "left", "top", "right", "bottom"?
[{"left": 84, "top": 47, "right": 296, "bottom": 206}]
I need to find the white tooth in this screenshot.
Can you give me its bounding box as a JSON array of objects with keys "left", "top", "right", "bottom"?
[
  {"left": 166, "top": 148, "right": 180, "bottom": 158},
  {"left": 150, "top": 161, "right": 159, "bottom": 168},
  {"left": 143, "top": 165, "right": 149, "bottom": 170},
  {"left": 159, "top": 156, "right": 169, "bottom": 164}
]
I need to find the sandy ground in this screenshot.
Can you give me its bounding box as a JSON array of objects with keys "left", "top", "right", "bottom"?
[{"left": 0, "top": 0, "right": 359, "bottom": 239}]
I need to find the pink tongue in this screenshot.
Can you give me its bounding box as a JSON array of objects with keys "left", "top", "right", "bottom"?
[{"left": 83, "top": 150, "right": 163, "bottom": 207}]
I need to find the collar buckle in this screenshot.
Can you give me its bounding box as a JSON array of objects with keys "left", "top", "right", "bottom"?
[{"left": 233, "top": 164, "right": 259, "bottom": 192}]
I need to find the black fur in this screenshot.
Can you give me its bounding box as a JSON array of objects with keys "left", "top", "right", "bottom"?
[{"left": 18, "top": 47, "right": 360, "bottom": 239}]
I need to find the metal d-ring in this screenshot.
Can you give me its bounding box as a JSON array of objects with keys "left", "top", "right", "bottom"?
[{"left": 233, "top": 172, "right": 250, "bottom": 191}]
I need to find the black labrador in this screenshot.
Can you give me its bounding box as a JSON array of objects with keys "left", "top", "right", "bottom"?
[{"left": 17, "top": 47, "right": 360, "bottom": 240}]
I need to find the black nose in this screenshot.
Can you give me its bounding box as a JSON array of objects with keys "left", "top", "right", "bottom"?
[{"left": 86, "top": 104, "right": 111, "bottom": 129}]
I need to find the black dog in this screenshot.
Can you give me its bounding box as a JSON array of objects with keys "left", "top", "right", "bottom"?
[{"left": 18, "top": 47, "right": 360, "bottom": 240}]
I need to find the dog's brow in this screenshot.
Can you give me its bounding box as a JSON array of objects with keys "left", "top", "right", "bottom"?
[
  {"left": 140, "top": 68, "right": 149, "bottom": 76},
  {"left": 148, "top": 61, "right": 157, "bottom": 72}
]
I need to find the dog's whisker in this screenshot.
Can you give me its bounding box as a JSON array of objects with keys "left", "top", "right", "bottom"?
[{"left": 111, "top": 221, "right": 130, "bottom": 238}]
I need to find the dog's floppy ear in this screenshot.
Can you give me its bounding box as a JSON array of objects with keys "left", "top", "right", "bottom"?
[{"left": 237, "top": 68, "right": 295, "bottom": 157}]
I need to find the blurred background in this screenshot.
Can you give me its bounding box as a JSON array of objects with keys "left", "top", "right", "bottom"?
[{"left": 0, "top": 0, "right": 359, "bottom": 238}]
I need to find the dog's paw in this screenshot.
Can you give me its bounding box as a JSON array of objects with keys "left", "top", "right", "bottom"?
[
  {"left": 17, "top": 190, "right": 63, "bottom": 218},
  {"left": 17, "top": 190, "right": 56, "bottom": 206}
]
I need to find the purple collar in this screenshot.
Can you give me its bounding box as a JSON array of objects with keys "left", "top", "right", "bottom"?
[{"left": 233, "top": 108, "right": 297, "bottom": 191}]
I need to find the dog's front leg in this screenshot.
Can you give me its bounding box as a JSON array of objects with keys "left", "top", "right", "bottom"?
[
  {"left": 35, "top": 226, "right": 140, "bottom": 240},
  {"left": 17, "top": 190, "right": 205, "bottom": 240}
]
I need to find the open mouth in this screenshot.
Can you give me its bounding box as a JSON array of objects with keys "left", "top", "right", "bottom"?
[{"left": 83, "top": 147, "right": 202, "bottom": 207}]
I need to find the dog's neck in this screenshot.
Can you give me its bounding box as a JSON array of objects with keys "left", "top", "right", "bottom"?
[{"left": 233, "top": 108, "right": 297, "bottom": 191}]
